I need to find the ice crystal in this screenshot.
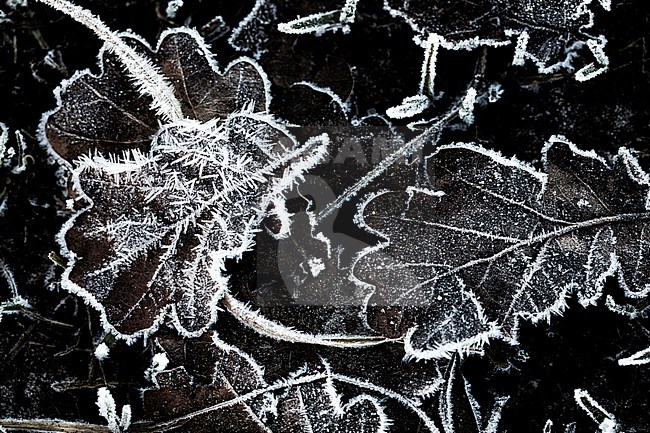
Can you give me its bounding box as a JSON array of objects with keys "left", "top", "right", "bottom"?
[
  {"left": 39, "top": 0, "right": 328, "bottom": 340},
  {"left": 354, "top": 136, "right": 650, "bottom": 358}
]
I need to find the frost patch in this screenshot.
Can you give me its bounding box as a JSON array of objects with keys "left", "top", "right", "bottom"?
[
  {"left": 458, "top": 88, "right": 477, "bottom": 125},
  {"left": 94, "top": 342, "right": 110, "bottom": 360},
  {"left": 96, "top": 387, "right": 131, "bottom": 433},
  {"left": 165, "top": 0, "right": 183, "bottom": 19}
]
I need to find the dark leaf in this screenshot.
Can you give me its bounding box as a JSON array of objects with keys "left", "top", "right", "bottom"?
[
  {"left": 143, "top": 334, "right": 390, "bottom": 433},
  {"left": 43, "top": 29, "right": 270, "bottom": 162},
  {"left": 354, "top": 136, "right": 650, "bottom": 358}
]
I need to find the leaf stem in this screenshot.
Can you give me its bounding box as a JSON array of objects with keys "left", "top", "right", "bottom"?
[
  {"left": 34, "top": 0, "right": 183, "bottom": 122},
  {"left": 222, "top": 293, "right": 400, "bottom": 348},
  {"left": 316, "top": 105, "right": 461, "bottom": 223}
]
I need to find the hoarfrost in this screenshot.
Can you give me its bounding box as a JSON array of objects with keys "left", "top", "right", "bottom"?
[
  {"left": 354, "top": 136, "right": 650, "bottom": 357},
  {"left": 384, "top": 0, "right": 610, "bottom": 76},
  {"left": 386, "top": 94, "right": 431, "bottom": 119},
  {"left": 458, "top": 88, "right": 477, "bottom": 125},
  {"left": 618, "top": 346, "right": 650, "bottom": 366},
  {"left": 487, "top": 84, "right": 503, "bottom": 104},
  {"left": 437, "top": 354, "right": 509, "bottom": 433},
  {"left": 0, "top": 122, "right": 8, "bottom": 163},
  {"left": 94, "top": 342, "right": 110, "bottom": 360},
  {"left": 96, "top": 387, "right": 130, "bottom": 433},
  {"left": 145, "top": 352, "right": 170, "bottom": 381},
  {"left": 277, "top": 0, "right": 611, "bottom": 117},
  {"left": 543, "top": 420, "right": 555, "bottom": 433},
  {"left": 142, "top": 334, "right": 393, "bottom": 433},
  {"left": 574, "top": 389, "right": 618, "bottom": 433},
  {"left": 36, "top": 0, "right": 184, "bottom": 122},
  {"left": 165, "top": 0, "right": 183, "bottom": 20},
  {"left": 5, "top": 0, "right": 27, "bottom": 9},
  {"left": 229, "top": 0, "right": 277, "bottom": 58},
  {"left": 0, "top": 124, "right": 27, "bottom": 174},
  {"left": 38, "top": 2, "right": 329, "bottom": 340},
  {"left": 277, "top": 0, "right": 358, "bottom": 35}
]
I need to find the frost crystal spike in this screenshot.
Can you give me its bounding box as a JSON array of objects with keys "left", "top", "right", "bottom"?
[
  {"left": 38, "top": 0, "right": 329, "bottom": 341},
  {"left": 35, "top": 0, "right": 184, "bottom": 122}
]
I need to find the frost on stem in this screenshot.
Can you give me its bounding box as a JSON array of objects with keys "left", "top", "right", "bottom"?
[
  {"left": 0, "top": 122, "right": 8, "bottom": 163},
  {"left": 41, "top": 27, "right": 271, "bottom": 162},
  {"left": 574, "top": 389, "right": 618, "bottom": 433},
  {"left": 575, "top": 38, "right": 610, "bottom": 81},
  {"left": 385, "top": 0, "right": 611, "bottom": 76},
  {"left": 386, "top": 34, "right": 507, "bottom": 119},
  {"left": 0, "top": 123, "right": 28, "bottom": 175},
  {"left": 35, "top": 0, "right": 183, "bottom": 122},
  {"left": 145, "top": 352, "right": 170, "bottom": 381},
  {"left": 618, "top": 345, "right": 650, "bottom": 366},
  {"left": 0, "top": 256, "right": 29, "bottom": 323},
  {"left": 222, "top": 293, "right": 395, "bottom": 348},
  {"left": 458, "top": 88, "right": 477, "bottom": 125},
  {"left": 96, "top": 387, "right": 131, "bottom": 433},
  {"left": 543, "top": 419, "right": 553, "bottom": 433},
  {"left": 277, "top": 0, "right": 358, "bottom": 35}
]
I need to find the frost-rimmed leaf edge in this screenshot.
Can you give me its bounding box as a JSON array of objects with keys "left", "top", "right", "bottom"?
[
  {"left": 351, "top": 135, "right": 650, "bottom": 359},
  {"left": 39, "top": 26, "right": 329, "bottom": 343},
  {"left": 37, "top": 26, "right": 273, "bottom": 169},
  {"left": 382, "top": 0, "right": 611, "bottom": 75},
  {"left": 53, "top": 128, "right": 329, "bottom": 343}
]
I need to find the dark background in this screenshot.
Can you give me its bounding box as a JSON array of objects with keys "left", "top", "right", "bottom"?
[{"left": 0, "top": 0, "right": 648, "bottom": 431}]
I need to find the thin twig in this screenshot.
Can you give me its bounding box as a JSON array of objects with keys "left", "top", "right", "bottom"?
[{"left": 316, "top": 106, "right": 460, "bottom": 224}]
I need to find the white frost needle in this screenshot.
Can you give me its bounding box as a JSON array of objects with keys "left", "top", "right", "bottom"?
[
  {"left": 618, "top": 345, "right": 650, "bottom": 366},
  {"left": 34, "top": 0, "right": 184, "bottom": 123}
]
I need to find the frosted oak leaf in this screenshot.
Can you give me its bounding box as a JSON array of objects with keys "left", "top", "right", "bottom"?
[
  {"left": 354, "top": 136, "right": 650, "bottom": 359},
  {"left": 142, "top": 334, "right": 391, "bottom": 433},
  {"left": 38, "top": 0, "right": 327, "bottom": 340}
]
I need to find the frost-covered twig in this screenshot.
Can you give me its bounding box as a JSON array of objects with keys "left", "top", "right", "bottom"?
[
  {"left": 222, "top": 293, "right": 398, "bottom": 348},
  {"left": 618, "top": 345, "right": 650, "bottom": 366},
  {"left": 277, "top": 0, "right": 358, "bottom": 35},
  {"left": 574, "top": 389, "right": 618, "bottom": 433},
  {"left": 96, "top": 388, "right": 131, "bottom": 433},
  {"left": 316, "top": 103, "right": 462, "bottom": 223},
  {"left": 34, "top": 0, "right": 183, "bottom": 122},
  {"left": 0, "top": 122, "right": 9, "bottom": 163}
]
